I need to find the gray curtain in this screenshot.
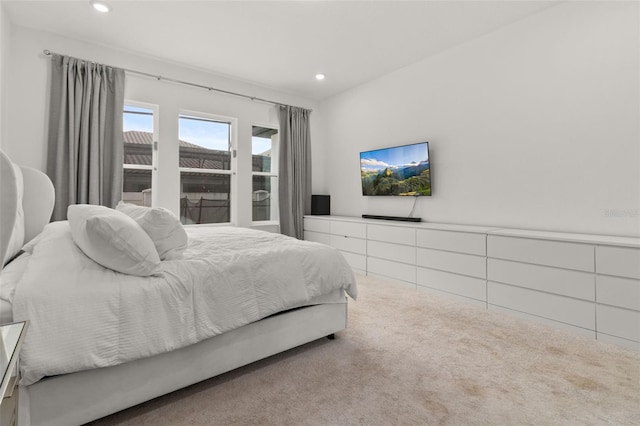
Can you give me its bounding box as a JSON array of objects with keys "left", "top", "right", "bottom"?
[
  {"left": 277, "top": 105, "right": 312, "bottom": 239},
  {"left": 47, "top": 54, "right": 125, "bottom": 221}
]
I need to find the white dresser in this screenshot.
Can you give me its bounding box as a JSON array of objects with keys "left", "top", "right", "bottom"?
[
  {"left": 304, "top": 216, "right": 367, "bottom": 274},
  {"left": 367, "top": 222, "right": 417, "bottom": 286},
  {"left": 303, "top": 215, "right": 640, "bottom": 350},
  {"left": 594, "top": 244, "right": 640, "bottom": 346},
  {"left": 416, "top": 226, "right": 493, "bottom": 308}
]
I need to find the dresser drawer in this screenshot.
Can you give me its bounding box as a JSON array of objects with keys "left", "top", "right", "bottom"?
[
  {"left": 596, "top": 246, "right": 640, "bottom": 279},
  {"left": 331, "top": 220, "right": 367, "bottom": 239},
  {"left": 488, "top": 258, "right": 594, "bottom": 301},
  {"left": 368, "top": 240, "right": 416, "bottom": 264},
  {"left": 367, "top": 224, "right": 415, "bottom": 245},
  {"left": 487, "top": 236, "right": 594, "bottom": 272},
  {"left": 417, "top": 267, "right": 486, "bottom": 301},
  {"left": 303, "top": 217, "right": 330, "bottom": 233},
  {"left": 417, "top": 248, "right": 485, "bottom": 278},
  {"left": 340, "top": 251, "right": 366, "bottom": 271},
  {"left": 488, "top": 282, "right": 595, "bottom": 330},
  {"left": 368, "top": 257, "right": 416, "bottom": 284},
  {"left": 596, "top": 304, "right": 640, "bottom": 342},
  {"left": 596, "top": 275, "right": 640, "bottom": 311},
  {"left": 330, "top": 235, "right": 366, "bottom": 255},
  {"left": 417, "top": 229, "right": 486, "bottom": 256},
  {"left": 303, "top": 230, "right": 331, "bottom": 245}
]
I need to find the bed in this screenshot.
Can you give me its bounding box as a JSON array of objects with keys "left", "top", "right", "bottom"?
[{"left": 0, "top": 150, "right": 357, "bottom": 425}]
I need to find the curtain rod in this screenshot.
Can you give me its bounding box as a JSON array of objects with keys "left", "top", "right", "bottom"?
[{"left": 42, "top": 49, "right": 310, "bottom": 111}]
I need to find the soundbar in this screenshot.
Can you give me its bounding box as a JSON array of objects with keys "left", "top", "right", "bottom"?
[{"left": 362, "top": 214, "right": 421, "bottom": 223}]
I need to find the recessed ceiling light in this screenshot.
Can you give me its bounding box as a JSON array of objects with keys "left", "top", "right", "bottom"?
[
  {"left": 90, "top": 0, "right": 111, "bottom": 13},
  {"left": 315, "top": 73, "right": 326, "bottom": 81}
]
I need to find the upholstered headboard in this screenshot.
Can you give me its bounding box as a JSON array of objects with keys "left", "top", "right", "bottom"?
[{"left": 0, "top": 150, "right": 55, "bottom": 267}]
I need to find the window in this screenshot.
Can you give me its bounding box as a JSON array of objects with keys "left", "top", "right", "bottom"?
[
  {"left": 123, "top": 103, "right": 156, "bottom": 206},
  {"left": 252, "top": 126, "right": 278, "bottom": 222},
  {"left": 123, "top": 101, "right": 274, "bottom": 228},
  {"left": 179, "top": 113, "right": 234, "bottom": 225}
]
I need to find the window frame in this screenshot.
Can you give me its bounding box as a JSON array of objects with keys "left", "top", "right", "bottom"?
[
  {"left": 122, "top": 100, "right": 159, "bottom": 206},
  {"left": 251, "top": 124, "right": 279, "bottom": 225},
  {"left": 178, "top": 109, "right": 238, "bottom": 226}
]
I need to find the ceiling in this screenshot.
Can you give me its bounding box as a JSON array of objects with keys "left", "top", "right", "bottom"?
[{"left": 3, "top": 0, "right": 561, "bottom": 101}]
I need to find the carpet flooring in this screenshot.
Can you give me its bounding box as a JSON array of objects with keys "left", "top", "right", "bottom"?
[{"left": 90, "top": 273, "right": 640, "bottom": 425}]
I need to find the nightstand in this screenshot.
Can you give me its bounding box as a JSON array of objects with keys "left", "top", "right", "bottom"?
[{"left": 0, "top": 321, "right": 28, "bottom": 426}]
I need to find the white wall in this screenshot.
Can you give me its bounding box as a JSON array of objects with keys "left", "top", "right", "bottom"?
[
  {"left": 0, "top": 3, "right": 9, "bottom": 150},
  {"left": 320, "top": 1, "right": 639, "bottom": 237},
  {"left": 3, "top": 25, "right": 321, "bottom": 228}
]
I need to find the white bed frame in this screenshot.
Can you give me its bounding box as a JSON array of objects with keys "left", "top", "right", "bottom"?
[
  {"left": 21, "top": 302, "right": 346, "bottom": 425},
  {"left": 0, "top": 151, "right": 348, "bottom": 426}
]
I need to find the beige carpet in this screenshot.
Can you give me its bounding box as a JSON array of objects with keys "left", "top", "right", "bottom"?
[{"left": 90, "top": 273, "right": 640, "bottom": 425}]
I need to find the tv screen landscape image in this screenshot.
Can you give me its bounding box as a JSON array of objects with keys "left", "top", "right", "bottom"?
[{"left": 360, "top": 142, "right": 431, "bottom": 196}]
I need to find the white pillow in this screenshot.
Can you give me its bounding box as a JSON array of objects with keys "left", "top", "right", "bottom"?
[
  {"left": 116, "top": 201, "right": 188, "bottom": 260},
  {"left": 67, "top": 204, "right": 161, "bottom": 276}
]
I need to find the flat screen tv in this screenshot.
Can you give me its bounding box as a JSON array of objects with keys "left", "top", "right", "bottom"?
[{"left": 360, "top": 142, "right": 431, "bottom": 196}]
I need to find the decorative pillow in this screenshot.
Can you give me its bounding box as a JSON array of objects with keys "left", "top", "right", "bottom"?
[
  {"left": 116, "top": 201, "right": 188, "bottom": 260},
  {"left": 67, "top": 204, "right": 161, "bottom": 276}
]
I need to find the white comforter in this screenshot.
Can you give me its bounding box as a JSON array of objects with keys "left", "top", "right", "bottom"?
[{"left": 12, "top": 222, "right": 356, "bottom": 386}]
